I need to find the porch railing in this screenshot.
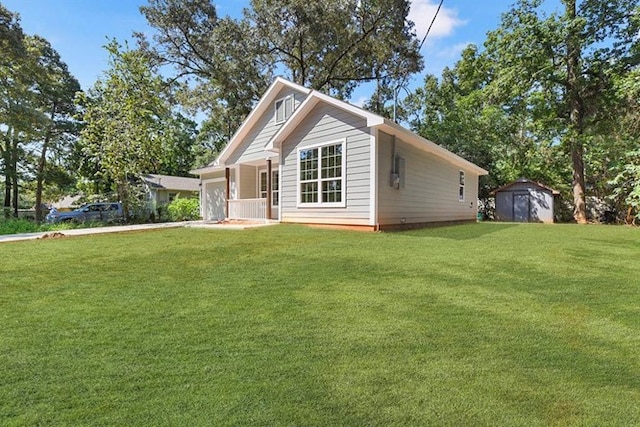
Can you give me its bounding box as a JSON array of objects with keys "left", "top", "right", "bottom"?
[{"left": 228, "top": 198, "right": 267, "bottom": 220}]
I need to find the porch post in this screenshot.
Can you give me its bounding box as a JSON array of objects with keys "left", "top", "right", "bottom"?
[
  {"left": 225, "top": 167, "right": 230, "bottom": 218},
  {"left": 266, "top": 159, "right": 272, "bottom": 220}
]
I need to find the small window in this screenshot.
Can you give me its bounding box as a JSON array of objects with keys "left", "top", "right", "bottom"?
[
  {"left": 168, "top": 192, "right": 177, "bottom": 202},
  {"left": 458, "top": 170, "right": 465, "bottom": 202},
  {"left": 275, "top": 95, "right": 294, "bottom": 124}
]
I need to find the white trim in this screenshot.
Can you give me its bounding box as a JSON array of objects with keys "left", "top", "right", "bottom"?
[
  {"left": 369, "top": 128, "right": 378, "bottom": 226},
  {"left": 201, "top": 177, "right": 226, "bottom": 184},
  {"left": 258, "top": 166, "right": 280, "bottom": 209},
  {"left": 278, "top": 150, "right": 283, "bottom": 221},
  {"left": 216, "top": 77, "right": 311, "bottom": 165},
  {"left": 296, "top": 138, "right": 347, "bottom": 208},
  {"left": 458, "top": 170, "right": 465, "bottom": 202},
  {"left": 274, "top": 94, "right": 294, "bottom": 124},
  {"left": 266, "top": 90, "right": 384, "bottom": 151}
]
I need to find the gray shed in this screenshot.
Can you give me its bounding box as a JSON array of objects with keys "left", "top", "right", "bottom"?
[{"left": 491, "top": 178, "right": 559, "bottom": 223}]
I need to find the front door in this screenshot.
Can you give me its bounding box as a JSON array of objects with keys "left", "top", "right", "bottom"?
[
  {"left": 259, "top": 169, "right": 279, "bottom": 219},
  {"left": 513, "top": 193, "right": 530, "bottom": 222}
]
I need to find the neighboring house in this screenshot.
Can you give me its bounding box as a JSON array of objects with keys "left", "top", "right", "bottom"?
[
  {"left": 141, "top": 174, "right": 200, "bottom": 207},
  {"left": 191, "top": 77, "right": 488, "bottom": 230},
  {"left": 492, "top": 178, "right": 559, "bottom": 223}
]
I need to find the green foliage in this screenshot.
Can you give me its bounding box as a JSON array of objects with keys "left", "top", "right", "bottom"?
[
  {"left": 79, "top": 39, "right": 169, "bottom": 219},
  {"left": 166, "top": 197, "right": 200, "bottom": 221},
  {"left": 1, "top": 224, "right": 639, "bottom": 424}
]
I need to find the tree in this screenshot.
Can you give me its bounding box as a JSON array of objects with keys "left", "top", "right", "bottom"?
[
  {"left": 138, "top": 0, "right": 424, "bottom": 138},
  {"left": 483, "top": 0, "right": 639, "bottom": 223},
  {"left": 26, "top": 35, "right": 80, "bottom": 222},
  {"left": 138, "top": 0, "right": 272, "bottom": 138},
  {"left": 0, "top": 4, "right": 28, "bottom": 217},
  {"left": 79, "top": 40, "right": 169, "bottom": 219}
]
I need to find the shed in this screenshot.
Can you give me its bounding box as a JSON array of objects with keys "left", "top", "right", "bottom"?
[{"left": 491, "top": 178, "right": 559, "bottom": 223}]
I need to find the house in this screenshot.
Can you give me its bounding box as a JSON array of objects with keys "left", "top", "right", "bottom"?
[
  {"left": 491, "top": 178, "right": 559, "bottom": 223},
  {"left": 141, "top": 174, "right": 200, "bottom": 207},
  {"left": 191, "top": 78, "right": 488, "bottom": 230}
]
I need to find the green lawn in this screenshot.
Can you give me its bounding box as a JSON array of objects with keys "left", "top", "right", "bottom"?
[{"left": 1, "top": 223, "right": 639, "bottom": 426}]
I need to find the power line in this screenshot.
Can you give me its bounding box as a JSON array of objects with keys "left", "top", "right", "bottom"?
[
  {"left": 419, "top": 0, "right": 445, "bottom": 52},
  {"left": 393, "top": 0, "right": 445, "bottom": 122}
]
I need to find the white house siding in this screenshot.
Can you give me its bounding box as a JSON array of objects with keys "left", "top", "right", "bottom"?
[
  {"left": 280, "top": 103, "right": 372, "bottom": 225},
  {"left": 226, "top": 87, "right": 307, "bottom": 165},
  {"left": 377, "top": 131, "right": 479, "bottom": 225}
]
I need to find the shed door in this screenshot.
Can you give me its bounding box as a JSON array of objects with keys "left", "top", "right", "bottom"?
[
  {"left": 513, "top": 193, "right": 530, "bottom": 222},
  {"left": 205, "top": 181, "right": 226, "bottom": 221}
]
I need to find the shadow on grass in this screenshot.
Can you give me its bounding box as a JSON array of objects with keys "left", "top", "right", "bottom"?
[{"left": 395, "top": 222, "right": 519, "bottom": 240}]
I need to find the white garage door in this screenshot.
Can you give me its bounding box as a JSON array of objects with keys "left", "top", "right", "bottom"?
[{"left": 205, "top": 181, "right": 226, "bottom": 221}]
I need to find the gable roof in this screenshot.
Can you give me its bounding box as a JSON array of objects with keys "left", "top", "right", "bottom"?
[
  {"left": 141, "top": 174, "right": 200, "bottom": 192},
  {"left": 192, "top": 77, "right": 488, "bottom": 176},
  {"left": 490, "top": 178, "right": 560, "bottom": 195},
  {"left": 266, "top": 88, "right": 488, "bottom": 176},
  {"left": 191, "top": 77, "right": 311, "bottom": 175}
]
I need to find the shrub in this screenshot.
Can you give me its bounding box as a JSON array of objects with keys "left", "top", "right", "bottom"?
[{"left": 166, "top": 198, "right": 200, "bottom": 221}]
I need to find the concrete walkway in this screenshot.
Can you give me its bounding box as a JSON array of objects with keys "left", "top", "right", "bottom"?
[{"left": 0, "top": 221, "right": 275, "bottom": 243}]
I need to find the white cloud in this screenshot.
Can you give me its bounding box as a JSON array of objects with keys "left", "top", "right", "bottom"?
[
  {"left": 436, "top": 41, "right": 473, "bottom": 59},
  {"left": 408, "top": 0, "right": 465, "bottom": 45}
]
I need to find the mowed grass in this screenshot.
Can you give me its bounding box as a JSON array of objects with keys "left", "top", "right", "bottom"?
[{"left": 1, "top": 223, "right": 639, "bottom": 426}]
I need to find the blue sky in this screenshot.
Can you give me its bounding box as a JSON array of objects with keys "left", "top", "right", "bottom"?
[{"left": 3, "top": 0, "right": 554, "bottom": 105}]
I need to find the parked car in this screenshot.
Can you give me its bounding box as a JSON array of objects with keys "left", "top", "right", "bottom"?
[{"left": 46, "top": 202, "right": 125, "bottom": 224}]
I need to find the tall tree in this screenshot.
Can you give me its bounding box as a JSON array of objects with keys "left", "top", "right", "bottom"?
[
  {"left": 483, "top": 0, "right": 639, "bottom": 223},
  {"left": 26, "top": 35, "right": 80, "bottom": 222},
  {"left": 138, "top": 0, "right": 423, "bottom": 140},
  {"left": 79, "top": 40, "right": 169, "bottom": 219},
  {"left": 0, "top": 4, "right": 27, "bottom": 217}
]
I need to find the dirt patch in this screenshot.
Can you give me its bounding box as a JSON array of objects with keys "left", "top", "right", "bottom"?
[{"left": 40, "top": 232, "right": 66, "bottom": 240}]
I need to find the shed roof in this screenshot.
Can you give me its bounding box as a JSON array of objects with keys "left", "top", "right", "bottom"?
[
  {"left": 141, "top": 174, "right": 200, "bottom": 192},
  {"left": 490, "top": 178, "right": 560, "bottom": 196}
]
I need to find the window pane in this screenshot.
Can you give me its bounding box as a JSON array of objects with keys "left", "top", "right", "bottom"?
[
  {"left": 301, "top": 182, "right": 318, "bottom": 203},
  {"left": 284, "top": 96, "right": 293, "bottom": 119},
  {"left": 459, "top": 171, "right": 465, "bottom": 186},
  {"left": 321, "top": 143, "right": 342, "bottom": 179},
  {"left": 322, "top": 179, "right": 342, "bottom": 203},
  {"left": 275, "top": 100, "right": 284, "bottom": 122}
]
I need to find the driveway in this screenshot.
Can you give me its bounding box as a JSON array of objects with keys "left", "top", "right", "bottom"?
[{"left": 0, "top": 221, "right": 275, "bottom": 243}]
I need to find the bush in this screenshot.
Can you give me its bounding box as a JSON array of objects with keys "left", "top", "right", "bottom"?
[{"left": 166, "top": 198, "right": 200, "bottom": 222}]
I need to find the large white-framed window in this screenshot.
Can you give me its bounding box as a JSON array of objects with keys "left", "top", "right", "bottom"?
[
  {"left": 274, "top": 95, "right": 294, "bottom": 124},
  {"left": 259, "top": 168, "right": 279, "bottom": 206},
  {"left": 458, "top": 170, "right": 465, "bottom": 202},
  {"left": 297, "top": 139, "right": 346, "bottom": 208}
]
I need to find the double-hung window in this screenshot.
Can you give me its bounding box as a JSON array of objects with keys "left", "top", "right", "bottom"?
[
  {"left": 298, "top": 140, "right": 345, "bottom": 207},
  {"left": 275, "top": 95, "right": 294, "bottom": 124},
  {"left": 458, "top": 170, "right": 465, "bottom": 201}
]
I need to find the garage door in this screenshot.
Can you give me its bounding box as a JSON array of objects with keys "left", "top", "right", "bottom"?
[{"left": 205, "top": 181, "right": 226, "bottom": 221}]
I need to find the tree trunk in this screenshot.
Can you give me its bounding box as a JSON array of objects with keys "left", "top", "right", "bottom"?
[
  {"left": 11, "top": 135, "right": 18, "bottom": 218},
  {"left": 565, "top": 0, "right": 587, "bottom": 223},
  {"left": 35, "top": 105, "right": 57, "bottom": 223},
  {"left": 2, "top": 128, "right": 12, "bottom": 218}
]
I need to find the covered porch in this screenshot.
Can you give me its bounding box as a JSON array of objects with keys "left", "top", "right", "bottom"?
[{"left": 200, "top": 159, "right": 279, "bottom": 222}]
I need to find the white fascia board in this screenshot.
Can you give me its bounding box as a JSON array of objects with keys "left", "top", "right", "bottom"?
[
  {"left": 218, "top": 77, "right": 311, "bottom": 164},
  {"left": 190, "top": 165, "right": 223, "bottom": 176},
  {"left": 378, "top": 120, "right": 489, "bottom": 176},
  {"left": 267, "top": 90, "right": 385, "bottom": 151}
]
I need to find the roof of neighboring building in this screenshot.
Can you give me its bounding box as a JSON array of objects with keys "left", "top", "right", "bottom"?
[
  {"left": 490, "top": 178, "right": 560, "bottom": 195},
  {"left": 141, "top": 174, "right": 200, "bottom": 192}
]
